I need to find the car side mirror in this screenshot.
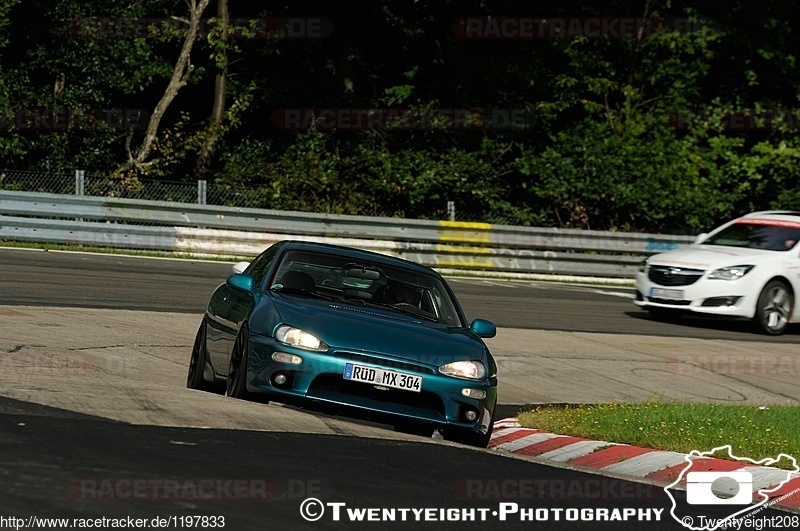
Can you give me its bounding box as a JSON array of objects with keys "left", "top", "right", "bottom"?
[
  {"left": 694, "top": 233, "right": 708, "bottom": 244},
  {"left": 232, "top": 261, "right": 250, "bottom": 274},
  {"left": 470, "top": 318, "right": 496, "bottom": 338},
  {"left": 227, "top": 273, "right": 254, "bottom": 292}
]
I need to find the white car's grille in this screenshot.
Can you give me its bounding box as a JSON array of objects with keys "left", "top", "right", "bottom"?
[{"left": 648, "top": 265, "right": 704, "bottom": 286}]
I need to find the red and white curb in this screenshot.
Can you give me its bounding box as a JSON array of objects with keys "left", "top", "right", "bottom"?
[{"left": 489, "top": 418, "right": 800, "bottom": 513}]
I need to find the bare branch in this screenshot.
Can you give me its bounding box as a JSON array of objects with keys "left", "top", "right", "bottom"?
[
  {"left": 118, "top": 0, "right": 212, "bottom": 174},
  {"left": 123, "top": 130, "right": 134, "bottom": 165}
]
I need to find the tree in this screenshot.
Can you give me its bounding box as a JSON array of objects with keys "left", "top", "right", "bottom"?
[
  {"left": 195, "top": 0, "right": 228, "bottom": 180},
  {"left": 121, "top": 0, "right": 212, "bottom": 174}
]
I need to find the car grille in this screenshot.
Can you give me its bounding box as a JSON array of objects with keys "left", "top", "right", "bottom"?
[
  {"left": 335, "top": 351, "right": 436, "bottom": 375},
  {"left": 647, "top": 297, "right": 691, "bottom": 306},
  {"left": 648, "top": 265, "right": 704, "bottom": 287},
  {"left": 307, "top": 374, "right": 445, "bottom": 417}
]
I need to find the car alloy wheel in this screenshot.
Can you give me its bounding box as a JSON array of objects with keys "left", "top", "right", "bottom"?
[
  {"left": 226, "top": 323, "right": 252, "bottom": 399},
  {"left": 755, "top": 280, "right": 793, "bottom": 335},
  {"left": 187, "top": 321, "right": 216, "bottom": 391}
]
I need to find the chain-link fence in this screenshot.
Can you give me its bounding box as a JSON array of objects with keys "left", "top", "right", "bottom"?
[
  {"left": 0, "top": 169, "right": 515, "bottom": 223},
  {"left": 0, "top": 170, "right": 76, "bottom": 195},
  {"left": 0, "top": 169, "right": 202, "bottom": 203}
]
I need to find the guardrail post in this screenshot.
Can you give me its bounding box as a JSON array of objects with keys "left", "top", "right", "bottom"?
[
  {"left": 75, "top": 170, "right": 85, "bottom": 222},
  {"left": 75, "top": 170, "right": 85, "bottom": 196},
  {"left": 446, "top": 200, "right": 456, "bottom": 221},
  {"left": 198, "top": 180, "right": 207, "bottom": 205}
]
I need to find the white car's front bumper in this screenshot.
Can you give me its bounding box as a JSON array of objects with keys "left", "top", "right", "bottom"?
[{"left": 634, "top": 270, "right": 758, "bottom": 319}]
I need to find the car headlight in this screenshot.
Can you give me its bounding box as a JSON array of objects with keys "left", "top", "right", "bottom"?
[
  {"left": 707, "top": 265, "right": 754, "bottom": 280},
  {"left": 639, "top": 259, "right": 649, "bottom": 273},
  {"left": 274, "top": 325, "right": 328, "bottom": 351},
  {"left": 438, "top": 360, "right": 486, "bottom": 380}
]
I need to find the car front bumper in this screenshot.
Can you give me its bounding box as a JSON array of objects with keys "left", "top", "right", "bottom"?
[
  {"left": 634, "top": 271, "right": 758, "bottom": 318},
  {"left": 244, "top": 334, "right": 497, "bottom": 435}
]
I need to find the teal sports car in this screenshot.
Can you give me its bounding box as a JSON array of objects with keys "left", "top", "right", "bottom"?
[{"left": 187, "top": 240, "right": 498, "bottom": 447}]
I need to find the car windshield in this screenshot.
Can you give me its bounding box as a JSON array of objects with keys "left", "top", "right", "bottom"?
[
  {"left": 269, "top": 250, "right": 464, "bottom": 326},
  {"left": 704, "top": 221, "right": 800, "bottom": 251}
]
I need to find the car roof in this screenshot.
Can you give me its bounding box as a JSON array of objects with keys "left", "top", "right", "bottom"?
[
  {"left": 280, "top": 240, "right": 440, "bottom": 277},
  {"left": 740, "top": 211, "right": 800, "bottom": 223}
]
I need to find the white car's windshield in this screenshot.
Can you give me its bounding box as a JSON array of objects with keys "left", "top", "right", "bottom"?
[{"left": 704, "top": 221, "right": 800, "bottom": 251}]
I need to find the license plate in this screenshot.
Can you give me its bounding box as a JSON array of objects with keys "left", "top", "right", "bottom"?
[
  {"left": 343, "top": 363, "right": 422, "bottom": 393},
  {"left": 650, "top": 288, "right": 684, "bottom": 300}
]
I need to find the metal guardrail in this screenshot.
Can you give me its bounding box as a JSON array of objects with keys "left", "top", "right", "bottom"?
[{"left": 0, "top": 190, "right": 695, "bottom": 277}]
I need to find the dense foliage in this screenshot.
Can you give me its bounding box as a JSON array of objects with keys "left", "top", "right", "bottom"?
[{"left": 2, "top": 0, "right": 800, "bottom": 231}]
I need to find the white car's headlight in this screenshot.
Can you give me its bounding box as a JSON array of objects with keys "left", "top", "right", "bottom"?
[
  {"left": 639, "top": 260, "right": 649, "bottom": 273},
  {"left": 274, "top": 325, "right": 328, "bottom": 351},
  {"left": 439, "top": 360, "right": 486, "bottom": 380},
  {"left": 707, "top": 265, "right": 754, "bottom": 280}
]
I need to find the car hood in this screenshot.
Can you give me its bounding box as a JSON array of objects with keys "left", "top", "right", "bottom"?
[
  {"left": 268, "top": 294, "right": 486, "bottom": 366},
  {"left": 648, "top": 245, "right": 782, "bottom": 270}
]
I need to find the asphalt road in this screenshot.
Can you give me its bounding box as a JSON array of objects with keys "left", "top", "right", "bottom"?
[
  {"left": 0, "top": 246, "right": 795, "bottom": 530},
  {"left": 2, "top": 247, "right": 798, "bottom": 343},
  {"left": 1, "top": 396, "right": 786, "bottom": 531}
]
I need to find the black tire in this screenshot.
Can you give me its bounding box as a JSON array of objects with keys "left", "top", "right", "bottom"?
[
  {"left": 226, "top": 323, "right": 254, "bottom": 399},
  {"left": 754, "top": 280, "right": 793, "bottom": 335},
  {"left": 187, "top": 321, "right": 216, "bottom": 392},
  {"left": 443, "top": 418, "right": 494, "bottom": 448}
]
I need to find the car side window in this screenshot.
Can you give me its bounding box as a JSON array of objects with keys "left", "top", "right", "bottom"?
[{"left": 247, "top": 246, "right": 280, "bottom": 288}]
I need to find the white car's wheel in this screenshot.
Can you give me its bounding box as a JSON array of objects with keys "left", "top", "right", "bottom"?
[{"left": 754, "top": 280, "right": 793, "bottom": 335}]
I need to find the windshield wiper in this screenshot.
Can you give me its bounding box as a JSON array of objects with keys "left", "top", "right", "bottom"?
[
  {"left": 337, "top": 297, "right": 367, "bottom": 306},
  {"left": 367, "top": 302, "right": 439, "bottom": 322},
  {"left": 273, "top": 287, "right": 335, "bottom": 301}
]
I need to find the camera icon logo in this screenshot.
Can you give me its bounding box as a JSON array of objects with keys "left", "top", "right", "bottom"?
[{"left": 686, "top": 471, "right": 753, "bottom": 505}]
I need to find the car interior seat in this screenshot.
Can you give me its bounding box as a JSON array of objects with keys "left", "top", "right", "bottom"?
[{"left": 279, "top": 271, "right": 316, "bottom": 292}]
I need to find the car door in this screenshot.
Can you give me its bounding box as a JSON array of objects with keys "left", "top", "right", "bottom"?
[
  {"left": 206, "top": 244, "right": 282, "bottom": 377},
  {"left": 787, "top": 246, "right": 800, "bottom": 321}
]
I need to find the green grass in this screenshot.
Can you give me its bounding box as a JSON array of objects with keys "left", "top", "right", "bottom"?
[{"left": 518, "top": 401, "right": 800, "bottom": 470}]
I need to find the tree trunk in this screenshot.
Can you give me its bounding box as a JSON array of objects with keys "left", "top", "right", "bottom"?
[
  {"left": 195, "top": 0, "right": 229, "bottom": 180},
  {"left": 120, "top": 0, "right": 212, "bottom": 174}
]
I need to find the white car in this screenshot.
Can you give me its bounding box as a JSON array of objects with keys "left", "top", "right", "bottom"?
[{"left": 635, "top": 211, "right": 800, "bottom": 335}]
